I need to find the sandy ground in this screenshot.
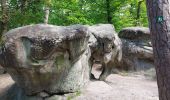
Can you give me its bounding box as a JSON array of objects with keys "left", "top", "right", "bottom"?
[
  {"left": 0, "top": 67, "right": 158, "bottom": 100},
  {"left": 0, "top": 74, "right": 14, "bottom": 96},
  {"left": 76, "top": 74, "right": 158, "bottom": 100}
]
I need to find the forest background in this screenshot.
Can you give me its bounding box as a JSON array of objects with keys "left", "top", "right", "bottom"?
[{"left": 0, "top": 0, "right": 148, "bottom": 37}]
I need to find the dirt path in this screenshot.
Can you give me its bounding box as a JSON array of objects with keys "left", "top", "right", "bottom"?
[
  {"left": 0, "top": 74, "right": 14, "bottom": 96},
  {"left": 0, "top": 73, "right": 158, "bottom": 100},
  {"left": 76, "top": 74, "right": 158, "bottom": 100}
]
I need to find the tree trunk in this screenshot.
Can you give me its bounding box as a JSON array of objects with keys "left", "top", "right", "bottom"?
[
  {"left": 0, "top": 0, "right": 8, "bottom": 36},
  {"left": 136, "top": 0, "right": 144, "bottom": 26},
  {"left": 20, "top": 0, "right": 28, "bottom": 12},
  {"left": 44, "top": 6, "right": 50, "bottom": 24},
  {"left": 106, "top": 0, "right": 112, "bottom": 24},
  {"left": 146, "top": 0, "right": 170, "bottom": 99}
]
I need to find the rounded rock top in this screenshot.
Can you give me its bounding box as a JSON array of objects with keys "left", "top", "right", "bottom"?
[{"left": 118, "top": 27, "right": 150, "bottom": 41}]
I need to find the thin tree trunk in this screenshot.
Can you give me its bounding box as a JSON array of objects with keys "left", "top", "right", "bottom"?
[
  {"left": 106, "top": 0, "right": 112, "bottom": 24},
  {"left": 136, "top": 0, "right": 144, "bottom": 26},
  {"left": 0, "top": 0, "right": 8, "bottom": 36},
  {"left": 146, "top": 0, "right": 170, "bottom": 99},
  {"left": 20, "top": 0, "right": 28, "bottom": 12},
  {"left": 44, "top": 7, "right": 50, "bottom": 24}
]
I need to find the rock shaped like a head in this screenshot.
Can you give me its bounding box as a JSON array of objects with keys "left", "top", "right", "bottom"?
[
  {"left": 87, "top": 24, "right": 122, "bottom": 80},
  {"left": 88, "top": 24, "right": 122, "bottom": 64}
]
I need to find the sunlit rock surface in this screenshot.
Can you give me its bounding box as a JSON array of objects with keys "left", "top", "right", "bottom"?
[
  {"left": 118, "top": 27, "right": 154, "bottom": 71},
  {"left": 0, "top": 25, "right": 154, "bottom": 100},
  {"left": 0, "top": 24, "right": 91, "bottom": 97}
]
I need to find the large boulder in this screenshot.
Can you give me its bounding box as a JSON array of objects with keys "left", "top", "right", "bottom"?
[
  {"left": 0, "top": 24, "right": 91, "bottom": 99},
  {"left": 118, "top": 27, "right": 154, "bottom": 71},
  {"left": 88, "top": 24, "right": 122, "bottom": 80}
]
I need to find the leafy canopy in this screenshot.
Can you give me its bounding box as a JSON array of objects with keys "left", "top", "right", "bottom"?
[{"left": 0, "top": 0, "right": 148, "bottom": 32}]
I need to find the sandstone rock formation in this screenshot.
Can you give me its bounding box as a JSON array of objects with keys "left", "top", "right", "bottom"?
[
  {"left": 0, "top": 24, "right": 126, "bottom": 100},
  {"left": 118, "top": 27, "right": 154, "bottom": 71},
  {"left": 88, "top": 24, "right": 122, "bottom": 80},
  {"left": 0, "top": 24, "right": 91, "bottom": 98}
]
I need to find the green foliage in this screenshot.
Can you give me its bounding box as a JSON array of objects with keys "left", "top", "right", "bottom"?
[
  {"left": 112, "top": 0, "right": 148, "bottom": 31},
  {"left": 66, "top": 91, "right": 81, "bottom": 100},
  {"left": 8, "top": 0, "right": 44, "bottom": 28},
  {"left": 0, "top": 0, "right": 148, "bottom": 32}
]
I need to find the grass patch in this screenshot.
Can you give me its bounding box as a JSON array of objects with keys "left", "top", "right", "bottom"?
[{"left": 67, "top": 91, "right": 81, "bottom": 100}]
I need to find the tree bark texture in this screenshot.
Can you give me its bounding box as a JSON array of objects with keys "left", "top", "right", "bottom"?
[
  {"left": 0, "top": 0, "right": 8, "bottom": 36},
  {"left": 146, "top": 0, "right": 170, "bottom": 100}
]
